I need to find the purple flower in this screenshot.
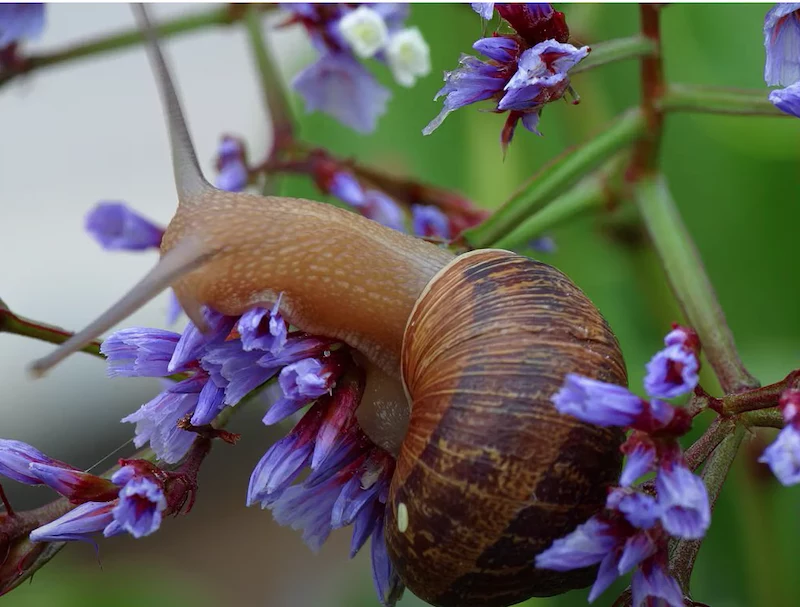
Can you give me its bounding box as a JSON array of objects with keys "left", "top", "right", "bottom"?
[
  {"left": 529, "top": 235, "right": 556, "bottom": 254},
  {"left": 764, "top": 3, "right": 800, "bottom": 87},
  {"left": 329, "top": 171, "right": 366, "bottom": 206},
  {"left": 0, "top": 439, "right": 74, "bottom": 485},
  {"left": 423, "top": 48, "right": 514, "bottom": 135},
  {"left": 609, "top": 490, "right": 660, "bottom": 530},
  {"left": 499, "top": 40, "right": 588, "bottom": 111},
  {"left": 105, "top": 478, "right": 166, "bottom": 538},
  {"left": 0, "top": 3, "right": 45, "bottom": 48},
  {"left": 166, "top": 290, "right": 184, "bottom": 325},
  {"left": 619, "top": 442, "right": 656, "bottom": 487},
  {"left": 201, "top": 343, "right": 273, "bottom": 406},
  {"left": 29, "top": 501, "right": 116, "bottom": 543},
  {"left": 238, "top": 301, "right": 287, "bottom": 353},
  {"left": 358, "top": 190, "right": 406, "bottom": 232},
  {"left": 264, "top": 357, "right": 340, "bottom": 425},
  {"left": 84, "top": 202, "right": 164, "bottom": 252},
  {"left": 371, "top": 518, "right": 405, "bottom": 606},
  {"left": 121, "top": 378, "right": 205, "bottom": 464},
  {"left": 644, "top": 344, "right": 699, "bottom": 399},
  {"left": 770, "top": 80, "right": 800, "bottom": 117},
  {"left": 471, "top": 3, "right": 495, "bottom": 20},
  {"left": 411, "top": 205, "right": 450, "bottom": 239},
  {"left": 269, "top": 475, "right": 344, "bottom": 552},
  {"left": 655, "top": 464, "right": 710, "bottom": 539},
  {"left": 631, "top": 563, "right": 685, "bottom": 607},
  {"left": 535, "top": 516, "right": 617, "bottom": 570},
  {"left": 168, "top": 308, "right": 236, "bottom": 372},
  {"left": 215, "top": 136, "right": 249, "bottom": 192},
  {"left": 293, "top": 53, "right": 390, "bottom": 133},
  {"left": 101, "top": 328, "right": 181, "bottom": 377},
  {"left": 551, "top": 374, "right": 645, "bottom": 427},
  {"left": 759, "top": 424, "right": 800, "bottom": 485},
  {"left": 28, "top": 463, "right": 118, "bottom": 502}
]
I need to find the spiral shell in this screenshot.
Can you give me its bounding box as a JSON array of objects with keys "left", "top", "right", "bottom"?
[{"left": 385, "top": 249, "right": 627, "bottom": 607}]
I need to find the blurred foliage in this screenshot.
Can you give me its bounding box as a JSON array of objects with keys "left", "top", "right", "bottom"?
[{"left": 5, "top": 3, "right": 800, "bottom": 607}]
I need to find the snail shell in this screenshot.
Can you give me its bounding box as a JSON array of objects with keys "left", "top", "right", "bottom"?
[{"left": 386, "top": 249, "right": 627, "bottom": 607}]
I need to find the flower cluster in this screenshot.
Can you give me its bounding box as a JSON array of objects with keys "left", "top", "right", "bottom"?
[
  {"left": 764, "top": 3, "right": 800, "bottom": 118},
  {"left": 0, "top": 3, "right": 45, "bottom": 70},
  {"left": 281, "top": 4, "right": 431, "bottom": 133},
  {"left": 0, "top": 441, "right": 178, "bottom": 541},
  {"left": 424, "top": 3, "right": 589, "bottom": 152},
  {"left": 101, "top": 300, "right": 402, "bottom": 604},
  {"left": 759, "top": 389, "right": 800, "bottom": 485},
  {"left": 537, "top": 325, "right": 709, "bottom": 606}
]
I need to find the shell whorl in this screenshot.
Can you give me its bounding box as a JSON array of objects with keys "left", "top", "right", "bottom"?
[{"left": 385, "top": 249, "right": 627, "bottom": 607}]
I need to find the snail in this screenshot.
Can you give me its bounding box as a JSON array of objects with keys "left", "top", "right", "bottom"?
[{"left": 29, "top": 5, "right": 628, "bottom": 607}]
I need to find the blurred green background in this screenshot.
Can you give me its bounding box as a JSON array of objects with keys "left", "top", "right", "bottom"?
[{"left": 3, "top": 3, "right": 800, "bottom": 607}]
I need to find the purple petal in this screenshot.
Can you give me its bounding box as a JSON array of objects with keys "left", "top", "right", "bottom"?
[
  {"left": 551, "top": 373, "right": 644, "bottom": 427},
  {"left": 361, "top": 191, "right": 406, "bottom": 232},
  {"left": 0, "top": 3, "right": 45, "bottom": 48},
  {"left": 30, "top": 501, "right": 116, "bottom": 543},
  {"left": 770, "top": 81, "right": 800, "bottom": 118},
  {"left": 587, "top": 551, "right": 621, "bottom": 603},
  {"left": 631, "top": 564, "right": 685, "bottom": 607},
  {"left": 411, "top": 205, "right": 450, "bottom": 239},
  {"left": 110, "top": 478, "right": 166, "bottom": 538},
  {"left": 521, "top": 110, "right": 543, "bottom": 135},
  {"left": 190, "top": 379, "right": 226, "bottom": 425},
  {"left": 168, "top": 308, "right": 236, "bottom": 372},
  {"left": 350, "top": 500, "right": 381, "bottom": 558},
  {"left": 644, "top": 344, "right": 699, "bottom": 399},
  {"left": 656, "top": 464, "right": 710, "bottom": 540},
  {"left": 292, "top": 53, "right": 390, "bottom": 133},
  {"left": 85, "top": 202, "right": 164, "bottom": 252},
  {"left": 471, "top": 3, "right": 495, "bottom": 20},
  {"left": 268, "top": 476, "right": 343, "bottom": 552},
  {"left": 247, "top": 439, "right": 314, "bottom": 507},
  {"left": 0, "top": 439, "right": 73, "bottom": 485},
  {"left": 609, "top": 490, "right": 661, "bottom": 530},
  {"left": 330, "top": 171, "right": 366, "bottom": 206},
  {"left": 101, "top": 328, "right": 181, "bottom": 377},
  {"left": 620, "top": 443, "right": 656, "bottom": 487},
  {"left": 473, "top": 36, "right": 520, "bottom": 63},
  {"left": 764, "top": 3, "right": 800, "bottom": 86},
  {"left": 370, "top": 518, "right": 405, "bottom": 606},
  {"left": 28, "top": 463, "right": 112, "bottom": 501},
  {"left": 166, "top": 290, "right": 183, "bottom": 325},
  {"left": 535, "top": 516, "right": 617, "bottom": 570},
  {"left": 617, "top": 533, "right": 657, "bottom": 575},
  {"left": 759, "top": 425, "right": 800, "bottom": 486},
  {"left": 216, "top": 160, "right": 249, "bottom": 192}
]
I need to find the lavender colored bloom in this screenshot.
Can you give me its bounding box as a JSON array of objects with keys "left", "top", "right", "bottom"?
[
  {"left": 101, "top": 328, "right": 180, "bottom": 377},
  {"left": 371, "top": 520, "right": 405, "bottom": 606},
  {"left": 264, "top": 358, "right": 337, "bottom": 424},
  {"left": 28, "top": 463, "right": 117, "bottom": 502},
  {"left": 656, "top": 464, "right": 710, "bottom": 540},
  {"left": 201, "top": 343, "right": 274, "bottom": 406},
  {"left": 759, "top": 424, "right": 800, "bottom": 485},
  {"left": 644, "top": 344, "right": 699, "bottom": 399},
  {"left": 121, "top": 379, "right": 203, "bottom": 464},
  {"left": 293, "top": 53, "right": 390, "bottom": 134},
  {"left": 529, "top": 235, "right": 556, "bottom": 254},
  {"left": 350, "top": 499, "right": 382, "bottom": 557},
  {"left": 551, "top": 373, "right": 645, "bottom": 427},
  {"left": 0, "top": 3, "right": 45, "bottom": 48},
  {"left": 412, "top": 205, "right": 450, "bottom": 239},
  {"left": 215, "top": 136, "right": 249, "bottom": 192},
  {"left": 423, "top": 51, "right": 511, "bottom": 135},
  {"left": 770, "top": 80, "right": 800, "bottom": 117},
  {"left": 617, "top": 533, "right": 657, "bottom": 576},
  {"left": 166, "top": 290, "right": 183, "bottom": 325},
  {"left": 588, "top": 551, "right": 623, "bottom": 603},
  {"left": 248, "top": 436, "right": 314, "bottom": 507},
  {"left": 360, "top": 190, "right": 406, "bottom": 232},
  {"left": 764, "top": 3, "right": 800, "bottom": 87},
  {"left": 534, "top": 516, "right": 617, "bottom": 570},
  {"left": 29, "top": 501, "right": 116, "bottom": 543},
  {"left": 620, "top": 442, "right": 656, "bottom": 487},
  {"left": 238, "top": 301, "right": 287, "bottom": 353},
  {"left": 269, "top": 475, "right": 343, "bottom": 552},
  {"left": 471, "top": 3, "right": 495, "bottom": 20},
  {"left": 107, "top": 478, "right": 167, "bottom": 538},
  {"left": 329, "top": 171, "right": 366, "bottom": 206},
  {"left": 189, "top": 379, "right": 226, "bottom": 425},
  {"left": 499, "top": 40, "right": 588, "bottom": 111},
  {"left": 168, "top": 308, "right": 236, "bottom": 372},
  {"left": 0, "top": 439, "right": 73, "bottom": 485},
  {"left": 84, "top": 202, "right": 164, "bottom": 252},
  {"left": 610, "top": 490, "right": 660, "bottom": 530},
  {"left": 631, "top": 564, "right": 684, "bottom": 607}
]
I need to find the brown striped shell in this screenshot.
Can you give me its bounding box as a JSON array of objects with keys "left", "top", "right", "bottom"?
[{"left": 385, "top": 249, "right": 627, "bottom": 607}]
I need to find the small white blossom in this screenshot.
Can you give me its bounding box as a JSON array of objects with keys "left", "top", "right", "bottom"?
[
  {"left": 386, "top": 27, "right": 431, "bottom": 88},
  {"left": 339, "top": 6, "right": 389, "bottom": 59}
]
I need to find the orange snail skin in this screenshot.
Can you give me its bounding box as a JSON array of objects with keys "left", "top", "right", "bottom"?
[{"left": 29, "top": 6, "right": 627, "bottom": 607}]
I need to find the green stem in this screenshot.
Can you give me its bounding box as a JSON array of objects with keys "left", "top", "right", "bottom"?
[
  {"left": 671, "top": 424, "right": 745, "bottom": 593},
  {"left": 244, "top": 6, "right": 295, "bottom": 154},
  {"left": 464, "top": 108, "right": 645, "bottom": 248},
  {"left": 0, "top": 6, "right": 252, "bottom": 89},
  {"left": 721, "top": 369, "right": 800, "bottom": 414},
  {"left": 743, "top": 408, "right": 784, "bottom": 429},
  {"left": 491, "top": 156, "right": 622, "bottom": 249},
  {"left": 662, "top": 84, "right": 788, "bottom": 117},
  {"left": 0, "top": 308, "right": 103, "bottom": 359},
  {"left": 633, "top": 175, "right": 759, "bottom": 394},
  {"left": 571, "top": 36, "right": 658, "bottom": 76}
]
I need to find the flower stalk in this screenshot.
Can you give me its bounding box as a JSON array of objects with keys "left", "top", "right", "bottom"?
[
  {"left": 662, "top": 84, "right": 790, "bottom": 117},
  {"left": 0, "top": 306, "right": 103, "bottom": 360},
  {"left": 570, "top": 35, "right": 657, "bottom": 76}
]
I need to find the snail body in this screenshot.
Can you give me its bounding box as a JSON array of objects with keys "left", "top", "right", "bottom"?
[{"left": 30, "top": 7, "right": 627, "bottom": 607}]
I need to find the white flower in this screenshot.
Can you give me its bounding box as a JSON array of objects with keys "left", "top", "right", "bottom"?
[
  {"left": 338, "top": 6, "right": 389, "bottom": 59},
  {"left": 386, "top": 27, "right": 431, "bottom": 88}
]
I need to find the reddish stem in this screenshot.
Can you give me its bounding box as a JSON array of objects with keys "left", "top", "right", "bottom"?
[{"left": 0, "top": 485, "right": 13, "bottom": 517}]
